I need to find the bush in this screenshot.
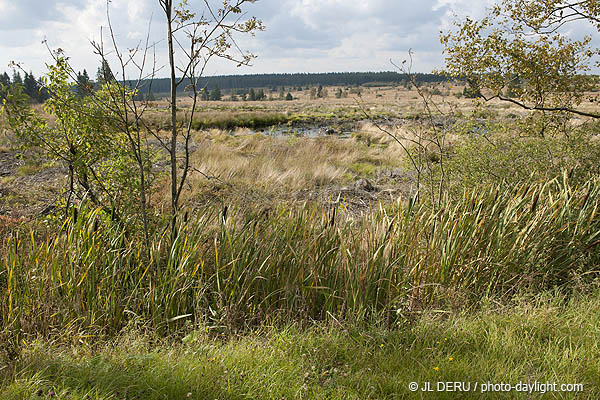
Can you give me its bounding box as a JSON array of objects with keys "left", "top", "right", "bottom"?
[{"left": 445, "top": 119, "right": 600, "bottom": 194}]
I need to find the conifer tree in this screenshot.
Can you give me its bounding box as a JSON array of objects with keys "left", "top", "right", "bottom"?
[
  {"left": 12, "top": 71, "right": 23, "bottom": 87},
  {"left": 0, "top": 72, "right": 10, "bottom": 100},
  {"left": 95, "top": 60, "right": 114, "bottom": 88},
  {"left": 76, "top": 69, "right": 92, "bottom": 97},
  {"left": 210, "top": 85, "right": 222, "bottom": 101},
  {"left": 23, "top": 72, "right": 39, "bottom": 101},
  {"left": 0, "top": 72, "right": 10, "bottom": 87},
  {"left": 201, "top": 87, "right": 210, "bottom": 101}
]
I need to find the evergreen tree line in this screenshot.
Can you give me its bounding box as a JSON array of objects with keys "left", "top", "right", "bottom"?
[
  {"left": 0, "top": 60, "right": 114, "bottom": 104},
  {"left": 132, "top": 71, "right": 448, "bottom": 98},
  {"left": 0, "top": 70, "right": 50, "bottom": 103},
  {"left": 1, "top": 66, "right": 448, "bottom": 104}
]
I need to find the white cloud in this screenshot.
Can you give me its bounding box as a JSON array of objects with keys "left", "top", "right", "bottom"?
[
  {"left": 0, "top": 0, "right": 16, "bottom": 14},
  {"left": 3, "top": 0, "right": 595, "bottom": 78},
  {"left": 0, "top": 0, "right": 463, "bottom": 76}
]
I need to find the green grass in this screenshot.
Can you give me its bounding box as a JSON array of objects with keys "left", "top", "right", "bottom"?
[
  {"left": 15, "top": 160, "right": 53, "bottom": 176},
  {"left": 2, "top": 174, "right": 600, "bottom": 339},
  {"left": 1, "top": 175, "right": 600, "bottom": 398},
  {"left": 348, "top": 161, "right": 377, "bottom": 177},
  {"left": 190, "top": 112, "right": 291, "bottom": 130},
  {"left": 2, "top": 289, "right": 599, "bottom": 399}
]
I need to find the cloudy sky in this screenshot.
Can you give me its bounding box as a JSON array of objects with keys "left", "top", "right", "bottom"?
[{"left": 0, "top": 0, "right": 570, "bottom": 79}]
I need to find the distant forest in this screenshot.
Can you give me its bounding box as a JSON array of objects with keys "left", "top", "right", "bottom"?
[
  {"left": 0, "top": 69, "right": 448, "bottom": 103},
  {"left": 139, "top": 71, "right": 447, "bottom": 95},
  {"left": 134, "top": 72, "right": 448, "bottom": 95}
]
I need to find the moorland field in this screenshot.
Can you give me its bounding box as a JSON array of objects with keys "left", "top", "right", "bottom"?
[{"left": 1, "top": 80, "right": 600, "bottom": 399}]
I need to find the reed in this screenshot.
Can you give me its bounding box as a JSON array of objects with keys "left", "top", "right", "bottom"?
[{"left": 2, "top": 174, "right": 599, "bottom": 338}]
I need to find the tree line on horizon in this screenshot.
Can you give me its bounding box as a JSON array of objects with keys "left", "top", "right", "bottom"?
[
  {"left": 0, "top": 65, "right": 101, "bottom": 104},
  {"left": 137, "top": 71, "right": 447, "bottom": 98},
  {"left": 1, "top": 66, "right": 449, "bottom": 103}
]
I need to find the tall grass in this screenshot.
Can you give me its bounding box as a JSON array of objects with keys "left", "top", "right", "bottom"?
[
  {"left": 2, "top": 174, "right": 599, "bottom": 338},
  {"left": 191, "top": 112, "right": 291, "bottom": 130}
]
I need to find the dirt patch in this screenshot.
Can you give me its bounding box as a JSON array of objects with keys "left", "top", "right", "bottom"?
[
  {"left": 0, "top": 151, "right": 23, "bottom": 177},
  {"left": 0, "top": 150, "right": 65, "bottom": 218}
]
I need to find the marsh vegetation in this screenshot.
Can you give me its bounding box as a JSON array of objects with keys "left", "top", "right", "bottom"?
[{"left": 2, "top": 0, "right": 600, "bottom": 398}]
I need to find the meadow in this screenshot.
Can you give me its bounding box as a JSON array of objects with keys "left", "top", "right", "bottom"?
[{"left": 1, "top": 83, "right": 600, "bottom": 399}]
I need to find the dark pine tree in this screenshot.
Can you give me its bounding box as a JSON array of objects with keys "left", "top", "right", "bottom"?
[
  {"left": 201, "top": 87, "right": 210, "bottom": 101},
  {"left": 23, "top": 71, "right": 39, "bottom": 101},
  {"left": 0, "top": 72, "right": 10, "bottom": 87},
  {"left": 0, "top": 72, "right": 10, "bottom": 100},
  {"left": 210, "top": 85, "right": 222, "bottom": 101},
  {"left": 12, "top": 71, "right": 23, "bottom": 87},
  {"left": 317, "top": 84, "right": 323, "bottom": 98},
  {"left": 76, "top": 69, "right": 92, "bottom": 97},
  {"left": 96, "top": 60, "right": 115, "bottom": 88}
]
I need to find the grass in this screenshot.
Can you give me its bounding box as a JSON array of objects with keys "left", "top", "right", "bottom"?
[
  {"left": 348, "top": 161, "right": 378, "bottom": 177},
  {"left": 2, "top": 173, "right": 599, "bottom": 341},
  {"left": 2, "top": 85, "right": 600, "bottom": 399},
  {"left": 164, "top": 130, "right": 403, "bottom": 208},
  {"left": 15, "top": 160, "right": 53, "bottom": 176},
  {"left": 2, "top": 289, "right": 600, "bottom": 399},
  {"left": 190, "top": 111, "right": 291, "bottom": 131}
]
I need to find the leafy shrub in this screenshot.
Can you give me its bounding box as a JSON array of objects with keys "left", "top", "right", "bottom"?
[{"left": 446, "top": 119, "right": 600, "bottom": 194}]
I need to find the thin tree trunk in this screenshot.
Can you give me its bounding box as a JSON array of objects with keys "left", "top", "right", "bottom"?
[
  {"left": 66, "top": 163, "right": 74, "bottom": 220},
  {"left": 138, "top": 156, "right": 151, "bottom": 256},
  {"left": 165, "top": 0, "right": 179, "bottom": 237}
]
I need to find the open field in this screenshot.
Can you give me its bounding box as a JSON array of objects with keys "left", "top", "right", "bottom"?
[
  {"left": 2, "top": 82, "right": 600, "bottom": 399},
  {"left": 4, "top": 83, "right": 598, "bottom": 218}
]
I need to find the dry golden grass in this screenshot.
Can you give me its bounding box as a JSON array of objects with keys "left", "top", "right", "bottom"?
[
  {"left": 159, "top": 83, "right": 540, "bottom": 119},
  {"left": 149, "top": 126, "right": 409, "bottom": 209},
  {"left": 190, "top": 131, "right": 385, "bottom": 185},
  {"left": 6, "top": 82, "right": 599, "bottom": 215}
]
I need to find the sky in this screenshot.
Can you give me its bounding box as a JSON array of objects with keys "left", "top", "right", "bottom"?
[{"left": 0, "top": 0, "right": 593, "bottom": 80}]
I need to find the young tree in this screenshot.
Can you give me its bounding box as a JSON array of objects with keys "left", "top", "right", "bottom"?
[
  {"left": 210, "top": 85, "right": 222, "bottom": 101},
  {"left": 2, "top": 56, "right": 146, "bottom": 222},
  {"left": 4, "top": 0, "right": 263, "bottom": 241},
  {"left": 158, "top": 0, "right": 263, "bottom": 234},
  {"left": 441, "top": 0, "right": 600, "bottom": 120}
]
